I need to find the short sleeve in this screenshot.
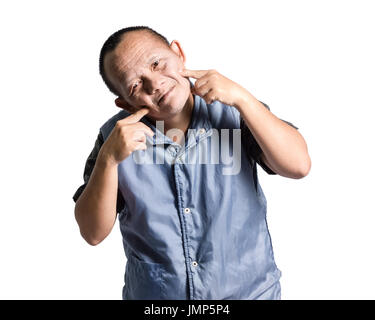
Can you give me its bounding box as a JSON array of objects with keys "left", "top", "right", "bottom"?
[
  {"left": 240, "top": 101, "right": 299, "bottom": 175},
  {"left": 72, "top": 132, "right": 125, "bottom": 214}
]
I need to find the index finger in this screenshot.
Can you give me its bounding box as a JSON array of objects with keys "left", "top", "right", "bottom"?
[
  {"left": 180, "top": 69, "right": 209, "bottom": 79},
  {"left": 121, "top": 107, "right": 150, "bottom": 124}
]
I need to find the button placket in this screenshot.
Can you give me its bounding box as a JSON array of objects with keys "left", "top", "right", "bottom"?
[
  {"left": 167, "top": 144, "right": 181, "bottom": 157},
  {"left": 174, "top": 164, "right": 194, "bottom": 299},
  {"left": 167, "top": 145, "right": 176, "bottom": 156}
]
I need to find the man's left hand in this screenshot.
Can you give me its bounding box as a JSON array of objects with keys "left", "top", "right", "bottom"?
[{"left": 179, "top": 69, "right": 250, "bottom": 108}]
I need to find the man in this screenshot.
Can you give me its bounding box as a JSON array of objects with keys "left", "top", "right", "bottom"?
[{"left": 73, "top": 26, "right": 311, "bottom": 300}]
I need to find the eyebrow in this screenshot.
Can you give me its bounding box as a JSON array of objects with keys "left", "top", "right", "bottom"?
[{"left": 146, "top": 54, "right": 159, "bottom": 65}]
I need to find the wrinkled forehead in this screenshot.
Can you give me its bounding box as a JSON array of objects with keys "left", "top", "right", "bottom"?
[{"left": 110, "top": 31, "right": 170, "bottom": 75}]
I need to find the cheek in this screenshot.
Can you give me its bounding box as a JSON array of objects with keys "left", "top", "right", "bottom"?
[
  {"left": 180, "top": 78, "right": 191, "bottom": 94},
  {"left": 170, "top": 70, "right": 190, "bottom": 89},
  {"left": 167, "top": 62, "right": 190, "bottom": 87},
  {"left": 132, "top": 95, "right": 152, "bottom": 108},
  {"left": 164, "top": 62, "right": 184, "bottom": 80}
]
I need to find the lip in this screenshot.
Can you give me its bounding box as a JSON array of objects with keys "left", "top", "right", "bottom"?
[{"left": 159, "top": 85, "right": 175, "bottom": 105}]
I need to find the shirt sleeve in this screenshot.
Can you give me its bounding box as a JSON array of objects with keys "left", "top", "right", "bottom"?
[
  {"left": 240, "top": 101, "right": 299, "bottom": 175},
  {"left": 72, "top": 132, "right": 125, "bottom": 214}
]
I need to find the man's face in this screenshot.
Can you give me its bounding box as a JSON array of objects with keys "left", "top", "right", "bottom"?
[{"left": 104, "top": 31, "right": 191, "bottom": 121}]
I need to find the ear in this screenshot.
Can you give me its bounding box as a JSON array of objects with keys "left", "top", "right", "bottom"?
[
  {"left": 114, "top": 97, "right": 137, "bottom": 113},
  {"left": 169, "top": 40, "right": 186, "bottom": 65}
]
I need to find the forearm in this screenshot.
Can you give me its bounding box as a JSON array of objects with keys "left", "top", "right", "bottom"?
[
  {"left": 74, "top": 152, "right": 119, "bottom": 245},
  {"left": 235, "top": 92, "right": 311, "bottom": 178}
]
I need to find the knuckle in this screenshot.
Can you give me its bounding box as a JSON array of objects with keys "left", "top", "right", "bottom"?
[
  {"left": 140, "top": 123, "right": 149, "bottom": 130},
  {"left": 121, "top": 130, "right": 129, "bottom": 140},
  {"left": 115, "top": 121, "right": 122, "bottom": 129},
  {"left": 119, "top": 124, "right": 127, "bottom": 132}
]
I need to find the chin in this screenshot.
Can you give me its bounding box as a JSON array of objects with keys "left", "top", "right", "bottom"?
[
  {"left": 157, "top": 97, "right": 189, "bottom": 119},
  {"left": 164, "top": 101, "right": 185, "bottom": 114},
  {"left": 149, "top": 84, "right": 190, "bottom": 120}
]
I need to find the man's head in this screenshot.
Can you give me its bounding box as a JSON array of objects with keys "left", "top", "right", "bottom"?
[{"left": 99, "top": 26, "right": 192, "bottom": 121}]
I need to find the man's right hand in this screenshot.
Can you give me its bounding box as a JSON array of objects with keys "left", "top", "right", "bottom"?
[{"left": 98, "top": 108, "right": 155, "bottom": 166}]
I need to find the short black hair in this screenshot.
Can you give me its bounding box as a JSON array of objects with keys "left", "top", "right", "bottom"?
[{"left": 99, "top": 26, "right": 170, "bottom": 97}]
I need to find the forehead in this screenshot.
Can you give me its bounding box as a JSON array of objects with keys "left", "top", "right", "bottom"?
[{"left": 109, "top": 31, "right": 170, "bottom": 77}]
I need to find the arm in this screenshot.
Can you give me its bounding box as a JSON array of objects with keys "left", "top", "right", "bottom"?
[
  {"left": 239, "top": 102, "right": 299, "bottom": 176},
  {"left": 74, "top": 108, "right": 154, "bottom": 245},
  {"left": 236, "top": 94, "right": 311, "bottom": 179},
  {"left": 180, "top": 68, "right": 311, "bottom": 179},
  {"left": 259, "top": 152, "right": 278, "bottom": 175},
  {"left": 74, "top": 153, "right": 119, "bottom": 246}
]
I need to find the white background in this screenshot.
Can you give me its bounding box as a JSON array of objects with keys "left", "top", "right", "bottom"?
[{"left": 0, "top": 0, "right": 374, "bottom": 299}]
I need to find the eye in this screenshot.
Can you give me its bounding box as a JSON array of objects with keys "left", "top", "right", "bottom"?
[
  {"left": 152, "top": 60, "right": 160, "bottom": 69},
  {"left": 130, "top": 80, "right": 141, "bottom": 96}
]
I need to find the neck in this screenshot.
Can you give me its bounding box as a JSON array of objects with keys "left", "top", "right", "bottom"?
[
  {"left": 164, "top": 93, "right": 194, "bottom": 134},
  {"left": 146, "top": 93, "right": 195, "bottom": 145}
]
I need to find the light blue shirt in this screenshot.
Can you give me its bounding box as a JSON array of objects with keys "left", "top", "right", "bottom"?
[{"left": 98, "top": 92, "right": 291, "bottom": 300}]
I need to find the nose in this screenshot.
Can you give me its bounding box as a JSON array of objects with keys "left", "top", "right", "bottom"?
[{"left": 143, "top": 73, "right": 165, "bottom": 95}]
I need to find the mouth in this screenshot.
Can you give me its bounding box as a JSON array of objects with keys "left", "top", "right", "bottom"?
[{"left": 158, "top": 85, "right": 175, "bottom": 105}]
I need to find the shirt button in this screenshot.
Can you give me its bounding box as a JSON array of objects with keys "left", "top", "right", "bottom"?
[
  {"left": 192, "top": 261, "right": 198, "bottom": 267},
  {"left": 199, "top": 128, "right": 206, "bottom": 135},
  {"left": 184, "top": 207, "right": 191, "bottom": 214}
]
